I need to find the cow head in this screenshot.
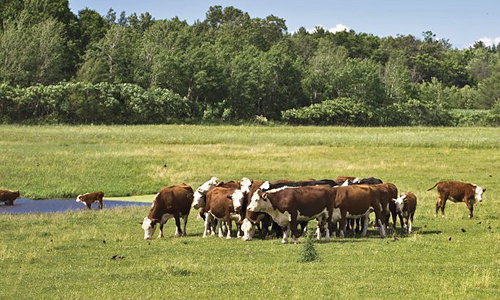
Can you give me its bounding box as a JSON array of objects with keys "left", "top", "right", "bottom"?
[
  {"left": 239, "top": 177, "right": 253, "bottom": 194},
  {"left": 241, "top": 218, "right": 256, "bottom": 241},
  {"left": 14, "top": 191, "right": 20, "bottom": 198},
  {"left": 247, "top": 182, "right": 272, "bottom": 213},
  {"left": 192, "top": 177, "right": 219, "bottom": 209},
  {"left": 394, "top": 194, "right": 407, "bottom": 214},
  {"left": 231, "top": 189, "right": 245, "bottom": 212},
  {"left": 473, "top": 185, "right": 485, "bottom": 202},
  {"left": 76, "top": 195, "right": 83, "bottom": 204},
  {"left": 141, "top": 217, "right": 159, "bottom": 239}
]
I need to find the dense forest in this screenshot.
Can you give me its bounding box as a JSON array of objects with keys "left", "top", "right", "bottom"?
[{"left": 1, "top": 0, "right": 500, "bottom": 125}]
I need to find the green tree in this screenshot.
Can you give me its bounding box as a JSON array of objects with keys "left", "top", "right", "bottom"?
[{"left": 78, "top": 8, "right": 109, "bottom": 51}]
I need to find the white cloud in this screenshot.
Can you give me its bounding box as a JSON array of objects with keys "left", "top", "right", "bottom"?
[
  {"left": 477, "top": 36, "right": 500, "bottom": 47},
  {"left": 307, "top": 24, "right": 349, "bottom": 34}
]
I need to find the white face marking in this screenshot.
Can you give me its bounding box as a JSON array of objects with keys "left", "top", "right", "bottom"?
[
  {"left": 76, "top": 195, "right": 82, "bottom": 203},
  {"left": 247, "top": 190, "right": 261, "bottom": 212},
  {"left": 260, "top": 181, "right": 270, "bottom": 191},
  {"left": 394, "top": 194, "right": 406, "bottom": 213},
  {"left": 231, "top": 189, "right": 245, "bottom": 212},
  {"left": 341, "top": 180, "right": 350, "bottom": 186},
  {"left": 241, "top": 218, "right": 255, "bottom": 241},
  {"left": 473, "top": 185, "right": 484, "bottom": 202},
  {"left": 353, "top": 178, "right": 360, "bottom": 183},
  {"left": 240, "top": 177, "right": 252, "bottom": 194},
  {"left": 141, "top": 217, "right": 156, "bottom": 240},
  {"left": 192, "top": 177, "right": 219, "bottom": 209}
]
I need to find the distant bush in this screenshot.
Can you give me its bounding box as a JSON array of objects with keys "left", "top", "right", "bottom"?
[
  {"left": 282, "top": 97, "right": 374, "bottom": 126},
  {"left": 0, "top": 83, "right": 200, "bottom": 124},
  {"left": 380, "top": 99, "right": 454, "bottom": 126},
  {"left": 449, "top": 109, "right": 490, "bottom": 126}
]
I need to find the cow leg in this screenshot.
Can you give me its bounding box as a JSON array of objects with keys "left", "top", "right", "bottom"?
[
  {"left": 282, "top": 225, "right": 290, "bottom": 244},
  {"left": 217, "top": 219, "right": 224, "bottom": 238},
  {"left": 465, "top": 200, "right": 474, "bottom": 218},
  {"left": 203, "top": 213, "right": 211, "bottom": 238},
  {"left": 398, "top": 213, "right": 405, "bottom": 231},
  {"left": 173, "top": 214, "right": 182, "bottom": 237},
  {"left": 85, "top": 203, "right": 91, "bottom": 210},
  {"left": 98, "top": 199, "right": 103, "bottom": 209},
  {"left": 361, "top": 214, "right": 369, "bottom": 237},
  {"left": 408, "top": 217, "right": 413, "bottom": 233},
  {"left": 374, "top": 208, "right": 386, "bottom": 238},
  {"left": 182, "top": 214, "right": 188, "bottom": 236},
  {"left": 226, "top": 216, "right": 232, "bottom": 239}
]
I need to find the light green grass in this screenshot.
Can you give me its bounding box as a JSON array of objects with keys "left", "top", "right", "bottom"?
[
  {"left": 1, "top": 125, "right": 500, "bottom": 299},
  {"left": 105, "top": 194, "right": 155, "bottom": 203}
]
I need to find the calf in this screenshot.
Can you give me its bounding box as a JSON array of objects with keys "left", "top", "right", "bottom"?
[
  {"left": 76, "top": 192, "right": 104, "bottom": 209},
  {"left": 394, "top": 192, "right": 417, "bottom": 233},
  {"left": 204, "top": 187, "right": 244, "bottom": 239},
  {"left": 428, "top": 180, "right": 485, "bottom": 218},
  {"left": 141, "top": 184, "right": 193, "bottom": 239},
  {"left": 0, "top": 190, "right": 20, "bottom": 206},
  {"left": 248, "top": 184, "right": 337, "bottom": 244}
]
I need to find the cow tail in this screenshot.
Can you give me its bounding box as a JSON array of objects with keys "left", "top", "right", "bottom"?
[{"left": 426, "top": 183, "right": 439, "bottom": 191}]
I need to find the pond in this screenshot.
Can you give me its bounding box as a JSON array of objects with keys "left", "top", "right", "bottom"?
[{"left": 0, "top": 198, "right": 150, "bottom": 214}]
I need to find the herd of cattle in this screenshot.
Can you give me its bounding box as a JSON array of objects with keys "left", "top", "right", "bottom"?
[
  {"left": 139, "top": 176, "right": 486, "bottom": 243},
  {"left": 0, "top": 177, "right": 486, "bottom": 244}
]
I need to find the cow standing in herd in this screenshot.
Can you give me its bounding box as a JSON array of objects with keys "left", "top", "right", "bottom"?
[{"left": 394, "top": 192, "right": 417, "bottom": 233}]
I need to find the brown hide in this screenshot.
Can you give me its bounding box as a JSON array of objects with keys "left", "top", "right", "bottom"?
[
  {"left": 206, "top": 187, "right": 237, "bottom": 220},
  {"left": 402, "top": 192, "right": 417, "bottom": 216},
  {"left": 148, "top": 184, "right": 193, "bottom": 222},
  {"left": 0, "top": 190, "right": 20, "bottom": 205},
  {"left": 78, "top": 192, "right": 104, "bottom": 209},
  {"left": 335, "top": 176, "right": 357, "bottom": 183},
  {"left": 428, "top": 180, "right": 484, "bottom": 218},
  {"left": 258, "top": 185, "right": 336, "bottom": 239}
]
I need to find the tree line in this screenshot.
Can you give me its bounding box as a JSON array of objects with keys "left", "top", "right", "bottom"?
[{"left": 1, "top": 1, "right": 500, "bottom": 125}]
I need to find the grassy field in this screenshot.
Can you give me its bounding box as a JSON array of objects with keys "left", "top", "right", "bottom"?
[{"left": 1, "top": 125, "right": 499, "bottom": 299}]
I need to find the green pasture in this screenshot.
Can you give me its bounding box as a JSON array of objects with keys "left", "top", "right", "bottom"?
[{"left": 1, "top": 125, "right": 499, "bottom": 299}]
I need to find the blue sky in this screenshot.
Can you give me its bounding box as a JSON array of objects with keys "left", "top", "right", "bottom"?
[{"left": 68, "top": 0, "right": 500, "bottom": 49}]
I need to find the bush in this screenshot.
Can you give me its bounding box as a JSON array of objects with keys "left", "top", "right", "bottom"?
[
  {"left": 449, "top": 109, "right": 490, "bottom": 126},
  {"left": 301, "top": 229, "right": 318, "bottom": 263},
  {"left": 381, "top": 99, "right": 454, "bottom": 126},
  {"left": 282, "top": 97, "right": 374, "bottom": 126},
  {"left": 0, "top": 83, "right": 199, "bottom": 124}
]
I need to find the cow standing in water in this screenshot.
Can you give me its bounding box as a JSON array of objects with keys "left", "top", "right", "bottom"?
[
  {"left": 76, "top": 192, "right": 104, "bottom": 209},
  {"left": 427, "top": 181, "right": 485, "bottom": 218},
  {"left": 141, "top": 184, "right": 193, "bottom": 239}
]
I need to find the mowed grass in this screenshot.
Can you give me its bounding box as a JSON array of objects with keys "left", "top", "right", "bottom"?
[{"left": 1, "top": 125, "right": 500, "bottom": 299}]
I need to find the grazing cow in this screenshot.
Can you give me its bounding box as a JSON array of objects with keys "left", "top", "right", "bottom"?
[
  {"left": 248, "top": 184, "right": 337, "bottom": 244},
  {"left": 76, "top": 192, "right": 104, "bottom": 209},
  {"left": 0, "top": 190, "right": 20, "bottom": 206},
  {"left": 141, "top": 184, "right": 193, "bottom": 239},
  {"left": 394, "top": 192, "right": 417, "bottom": 233},
  {"left": 333, "top": 184, "right": 389, "bottom": 238},
  {"left": 427, "top": 180, "right": 485, "bottom": 218},
  {"left": 203, "top": 187, "right": 244, "bottom": 239}
]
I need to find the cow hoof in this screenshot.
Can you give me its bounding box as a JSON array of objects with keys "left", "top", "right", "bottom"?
[{"left": 281, "top": 240, "right": 288, "bottom": 244}]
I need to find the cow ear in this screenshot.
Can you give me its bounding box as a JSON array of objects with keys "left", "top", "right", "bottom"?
[
  {"left": 151, "top": 219, "right": 160, "bottom": 224},
  {"left": 139, "top": 221, "right": 143, "bottom": 225},
  {"left": 483, "top": 189, "right": 486, "bottom": 193}
]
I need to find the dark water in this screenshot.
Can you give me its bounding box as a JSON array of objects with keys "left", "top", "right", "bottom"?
[{"left": 0, "top": 198, "right": 150, "bottom": 214}]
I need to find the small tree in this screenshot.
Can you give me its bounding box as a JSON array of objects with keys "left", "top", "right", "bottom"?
[{"left": 301, "top": 228, "right": 318, "bottom": 263}]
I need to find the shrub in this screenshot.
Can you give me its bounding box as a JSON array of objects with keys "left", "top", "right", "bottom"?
[
  {"left": 381, "top": 99, "right": 454, "bottom": 126},
  {"left": 301, "top": 229, "right": 318, "bottom": 263},
  {"left": 282, "top": 97, "right": 374, "bottom": 126}
]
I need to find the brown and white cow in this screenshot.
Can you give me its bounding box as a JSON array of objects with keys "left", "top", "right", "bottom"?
[
  {"left": 141, "top": 184, "right": 193, "bottom": 239},
  {"left": 0, "top": 190, "right": 20, "bottom": 206},
  {"left": 333, "top": 184, "right": 390, "bottom": 238},
  {"left": 192, "top": 178, "right": 240, "bottom": 237},
  {"left": 248, "top": 183, "right": 337, "bottom": 244},
  {"left": 76, "top": 192, "right": 104, "bottom": 209},
  {"left": 334, "top": 176, "right": 360, "bottom": 185},
  {"left": 394, "top": 192, "right": 417, "bottom": 233},
  {"left": 203, "top": 186, "right": 244, "bottom": 239},
  {"left": 428, "top": 180, "right": 485, "bottom": 218}
]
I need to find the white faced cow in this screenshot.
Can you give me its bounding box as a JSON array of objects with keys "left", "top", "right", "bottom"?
[
  {"left": 141, "top": 184, "right": 193, "bottom": 239},
  {"left": 428, "top": 180, "right": 485, "bottom": 218},
  {"left": 248, "top": 183, "right": 336, "bottom": 244},
  {"left": 394, "top": 192, "right": 417, "bottom": 233}
]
